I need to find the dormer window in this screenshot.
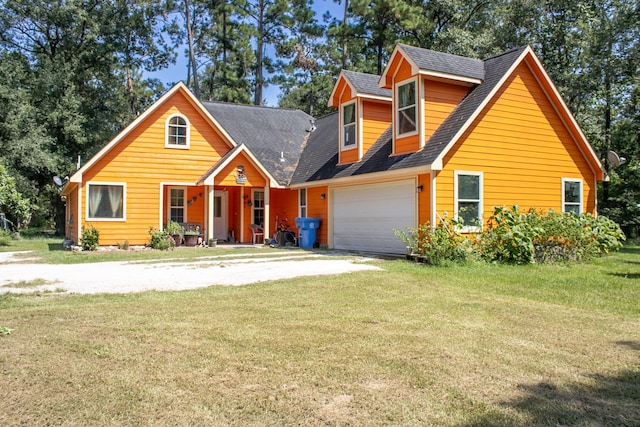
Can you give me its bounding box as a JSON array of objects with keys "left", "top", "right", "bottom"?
[
  {"left": 397, "top": 79, "right": 417, "bottom": 136},
  {"left": 342, "top": 102, "right": 356, "bottom": 149},
  {"left": 166, "top": 114, "right": 189, "bottom": 148}
]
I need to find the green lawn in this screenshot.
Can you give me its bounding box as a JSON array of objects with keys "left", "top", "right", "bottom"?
[{"left": 0, "top": 240, "right": 638, "bottom": 426}]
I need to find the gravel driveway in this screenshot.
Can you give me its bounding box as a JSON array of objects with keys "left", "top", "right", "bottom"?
[{"left": 0, "top": 250, "right": 380, "bottom": 295}]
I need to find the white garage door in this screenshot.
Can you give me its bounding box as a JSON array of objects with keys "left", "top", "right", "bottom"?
[{"left": 332, "top": 180, "right": 416, "bottom": 254}]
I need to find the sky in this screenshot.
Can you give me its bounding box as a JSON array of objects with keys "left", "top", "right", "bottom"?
[{"left": 148, "top": 0, "right": 343, "bottom": 106}]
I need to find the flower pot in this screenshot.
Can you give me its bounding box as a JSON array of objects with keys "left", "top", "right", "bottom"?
[
  {"left": 184, "top": 234, "right": 199, "bottom": 247},
  {"left": 171, "top": 234, "right": 182, "bottom": 246}
]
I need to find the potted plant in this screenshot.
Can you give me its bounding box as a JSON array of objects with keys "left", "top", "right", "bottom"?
[
  {"left": 165, "top": 221, "right": 184, "bottom": 246},
  {"left": 183, "top": 230, "right": 200, "bottom": 247}
]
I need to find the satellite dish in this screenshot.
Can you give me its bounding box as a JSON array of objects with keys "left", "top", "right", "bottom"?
[
  {"left": 53, "top": 176, "right": 63, "bottom": 186},
  {"left": 607, "top": 151, "right": 626, "bottom": 168}
]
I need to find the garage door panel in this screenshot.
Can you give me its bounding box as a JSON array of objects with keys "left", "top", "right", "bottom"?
[{"left": 332, "top": 180, "right": 415, "bottom": 254}]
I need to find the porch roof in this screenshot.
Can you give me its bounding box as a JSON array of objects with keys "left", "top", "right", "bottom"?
[{"left": 201, "top": 102, "right": 313, "bottom": 186}]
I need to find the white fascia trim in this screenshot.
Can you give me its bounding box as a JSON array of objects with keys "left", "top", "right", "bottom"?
[
  {"left": 379, "top": 46, "right": 399, "bottom": 88},
  {"left": 360, "top": 94, "right": 392, "bottom": 102},
  {"left": 328, "top": 71, "right": 352, "bottom": 107},
  {"left": 418, "top": 70, "right": 482, "bottom": 85},
  {"left": 379, "top": 45, "right": 417, "bottom": 88},
  {"left": 430, "top": 48, "right": 530, "bottom": 169},
  {"left": 202, "top": 144, "right": 282, "bottom": 188},
  {"left": 289, "top": 165, "right": 430, "bottom": 189}
]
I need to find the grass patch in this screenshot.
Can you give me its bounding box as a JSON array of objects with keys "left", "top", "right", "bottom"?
[
  {"left": 0, "top": 236, "right": 287, "bottom": 264},
  {"left": 0, "top": 246, "right": 638, "bottom": 425},
  {"left": 1, "top": 278, "right": 56, "bottom": 288}
]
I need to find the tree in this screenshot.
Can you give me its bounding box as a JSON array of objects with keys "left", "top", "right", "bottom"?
[
  {"left": 0, "top": 0, "right": 173, "bottom": 229},
  {"left": 0, "top": 163, "right": 31, "bottom": 229}
]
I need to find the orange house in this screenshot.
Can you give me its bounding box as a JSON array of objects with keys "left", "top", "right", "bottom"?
[{"left": 62, "top": 44, "right": 603, "bottom": 254}]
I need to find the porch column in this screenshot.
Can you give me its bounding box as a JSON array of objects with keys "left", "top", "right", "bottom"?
[
  {"left": 240, "top": 186, "right": 245, "bottom": 242},
  {"left": 263, "top": 184, "right": 270, "bottom": 243},
  {"left": 207, "top": 184, "right": 214, "bottom": 243}
]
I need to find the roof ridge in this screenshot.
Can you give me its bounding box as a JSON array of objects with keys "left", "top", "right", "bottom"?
[
  {"left": 399, "top": 43, "right": 484, "bottom": 62},
  {"left": 483, "top": 45, "right": 529, "bottom": 62},
  {"left": 343, "top": 69, "right": 380, "bottom": 77},
  {"left": 200, "top": 100, "right": 308, "bottom": 114}
]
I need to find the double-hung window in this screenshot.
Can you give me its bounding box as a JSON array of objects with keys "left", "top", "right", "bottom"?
[
  {"left": 87, "top": 183, "right": 125, "bottom": 220},
  {"left": 455, "top": 171, "right": 483, "bottom": 231},
  {"left": 562, "top": 179, "right": 582, "bottom": 214},
  {"left": 253, "top": 190, "right": 265, "bottom": 226},
  {"left": 299, "top": 188, "right": 307, "bottom": 218},
  {"left": 166, "top": 114, "right": 189, "bottom": 148},
  {"left": 169, "top": 187, "right": 186, "bottom": 223},
  {"left": 397, "top": 80, "right": 417, "bottom": 136},
  {"left": 342, "top": 102, "right": 356, "bottom": 148}
]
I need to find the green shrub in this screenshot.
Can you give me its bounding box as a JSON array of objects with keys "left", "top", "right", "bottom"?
[
  {"left": 477, "top": 206, "right": 626, "bottom": 264},
  {"left": 0, "top": 230, "right": 11, "bottom": 246},
  {"left": 117, "top": 240, "right": 130, "bottom": 250},
  {"left": 148, "top": 227, "right": 175, "bottom": 250},
  {"left": 80, "top": 225, "right": 100, "bottom": 251},
  {"left": 165, "top": 221, "right": 184, "bottom": 235},
  {"left": 476, "top": 206, "right": 541, "bottom": 264},
  {"left": 395, "top": 215, "right": 473, "bottom": 265}
]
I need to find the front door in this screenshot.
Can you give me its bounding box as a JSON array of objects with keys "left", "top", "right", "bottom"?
[{"left": 214, "top": 191, "right": 228, "bottom": 241}]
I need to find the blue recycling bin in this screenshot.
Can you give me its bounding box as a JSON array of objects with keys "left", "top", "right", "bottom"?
[{"left": 295, "top": 217, "right": 322, "bottom": 249}]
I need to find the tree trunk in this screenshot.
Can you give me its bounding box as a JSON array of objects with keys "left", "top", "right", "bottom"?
[
  {"left": 342, "top": 0, "right": 348, "bottom": 69},
  {"left": 185, "top": 0, "right": 200, "bottom": 98},
  {"left": 254, "top": 2, "right": 264, "bottom": 106}
]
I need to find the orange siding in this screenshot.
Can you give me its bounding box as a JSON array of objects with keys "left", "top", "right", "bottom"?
[
  {"left": 418, "top": 173, "right": 431, "bottom": 225},
  {"left": 65, "top": 183, "right": 79, "bottom": 243},
  {"left": 362, "top": 100, "right": 392, "bottom": 155},
  {"left": 217, "top": 155, "right": 266, "bottom": 188},
  {"left": 394, "top": 58, "right": 414, "bottom": 83},
  {"left": 307, "top": 186, "right": 329, "bottom": 245},
  {"left": 436, "top": 62, "right": 597, "bottom": 226},
  {"left": 340, "top": 147, "right": 359, "bottom": 164},
  {"left": 394, "top": 134, "right": 421, "bottom": 155},
  {"left": 82, "top": 89, "right": 231, "bottom": 245},
  {"left": 424, "top": 80, "right": 469, "bottom": 142}
]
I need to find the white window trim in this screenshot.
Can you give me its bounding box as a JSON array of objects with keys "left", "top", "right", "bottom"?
[
  {"left": 252, "top": 189, "right": 265, "bottom": 226},
  {"left": 299, "top": 188, "right": 307, "bottom": 218},
  {"left": 395, "top": 77, "right": 419, "bottom": 139},
  {"left": 341, "top": 100, "right": 357, "bottom": 150},
  {"left": 454, "top": 171, "right": 483, "bottom": 232},
  {"left": 165, "top": 114, "right": 190, "bottom": 149},
  {"left": 86, "top": 181, "right": 126, "bottom": 222},
  {"left": 167, "top": 186, "right": 187, "bottom": 224},
  {"left": 562, "top": 178, "right": 583, "bottom": 214}
]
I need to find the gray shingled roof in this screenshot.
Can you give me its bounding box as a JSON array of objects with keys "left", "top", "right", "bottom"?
[
  {"left": 398, "top": 44, "right": 485, "bottom": 81},
  {"left": 342, "top": 70, "right": 391, "bottom": 99},
  {"left": 290, "top": 46, "right": 527, "bottom": 184},
  {"left": 201, "top": 101, "right": 313, "bottom": 185}
]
